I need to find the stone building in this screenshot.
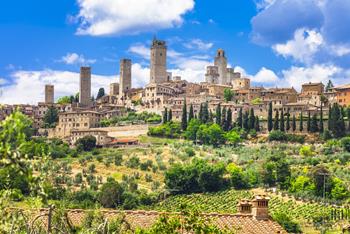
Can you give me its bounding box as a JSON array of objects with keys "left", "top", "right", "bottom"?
[
  {"left": 70, "top": 129, "right": 113, "bottom": 146},
  {"left": 205, "top": 66, "right": 219, "bottom": 84},
  {"left": 79, "top": 67, "right": 91, "bottom": 107},
  {"left": 214, "top": 49, "right": 228, "bottom": 85},
  {"left": 119, "top": 59, "right": 132, "bottom": 96},
  {"left": 110, "top": 83, "right": 119, "bottom": 96},
  {"left": 232, "top": 78, "right": 250, "bottom": 90},
  {"left": 301, "top": 82, "right": 324, "bottom": 96},
  {"left": 45, "top": 84, "right": 54, "bottom": 104},
  {"left": 150, "top": 39, "right": 167, "bottom": 84},
  {"left": 334, "top": 84, "right": 350, "bottom": 107}
]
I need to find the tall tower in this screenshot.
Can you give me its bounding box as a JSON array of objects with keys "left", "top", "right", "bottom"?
[
  {"left": 214, "top": 49, "right": 228, "bottom": 85},
  {"left": 119, "top": 59, "right": 132, "bottom": 95},
  {"left": 150, "top": 39, "right": 167, "bottom": 84},
  {"left": 205, "top": 66, "right": 219, "bottom": 84},
  {"left": 79, "top": 67, "right": 91, "bottom": 107},
  {"left": 45, "top": 84, "right": 54, "bottom": 104}
]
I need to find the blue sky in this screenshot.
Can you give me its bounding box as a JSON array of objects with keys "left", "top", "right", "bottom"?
[{"left": 0, "top": 0, "right": 350, "bottom": 104}]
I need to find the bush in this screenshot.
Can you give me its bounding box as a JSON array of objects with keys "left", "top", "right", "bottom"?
[
  {"left": 184, "top": 147, "right": 195, "bottom": 157},
  {"left": 286, "top": 134, "right": 305, "bottom": 143},
  {"left": 341, "top": 137, "right": 350, "bottom": 152},
  {"left": 299, "top": 145, "right": 314, "bottom": 157},
  {"left": 272, "top": 212, "right": 302, "bottom": 233},
  {"left": 148, "top": 122, "right": 182, "bottom": 138},
  {"left": 268, "top": 131, "right": 287, "bottom": 141},
  {"left": 114, "top": 154, "right": 123, "bottom": 166},
  {"left": 98, "top": 178, "right": 124, "bottom": 208},
  {"left": 126, "top": 156, "right": 140, "bottom": 169},
  {"left": 75, "top": 135, "right": 97, "bottom": 152}
]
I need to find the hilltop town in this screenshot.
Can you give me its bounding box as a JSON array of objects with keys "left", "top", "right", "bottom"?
[{"left": 0, "top": 38, "right": 348, "bottom": 146}]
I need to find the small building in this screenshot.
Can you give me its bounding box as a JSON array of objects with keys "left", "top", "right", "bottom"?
[
  {"left": 70, "top": 129, "right": 114, "bottom": 146},
  {"left": 334, "top": 84, "right": 350, "bottom": 107}
]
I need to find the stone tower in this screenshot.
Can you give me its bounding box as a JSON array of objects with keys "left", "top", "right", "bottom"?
[
  {"left": 150, "top": 39, "right": 167, "bottom": 84},
  {"left": 45, "top": 84, "right": 54, "bottom": 104},
  {"left": 79, "top": 67, "right": 91, "bottom": 107},
  {"left": 214, "top": 49, "right": 228, "bottom": 85},
  {"left": 110, "top": 83, "right": 119, "bottom": 96},
  {"left": 119, "top": 59, "right": 132, "bottom": 95},
  {"left": 205, "top": 66, "right": 219, "bottom": 84}
]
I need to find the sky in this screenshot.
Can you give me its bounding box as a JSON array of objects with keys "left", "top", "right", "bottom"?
[{"left": 1, "top": 0, "right": 350, "bottom": 104}]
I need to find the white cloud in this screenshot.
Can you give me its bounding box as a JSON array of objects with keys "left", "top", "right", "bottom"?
[
  {"left": 0, "top": 78, "right": 7, "bottom": 85},
  {"left": 252, "top": 67, "right": 279, "bottom": 83},
  {"left": 128, "top": 45, "right": 150, "bottom": 60},
  {"left": 329, "top": 44, "right": 350, "bottom": 57},
  {"left": 282, "top": 64, "right": 341, "bottom": 90},
  {"left": 183, "top": 39, "right": 214, "bottom": 51},
  {"left": 255, "top": 0, "right": 276, "bottom": 10},
  {"left": 60, "top": 53, "right": 96, "bottom": 65},
  {"left": 273, "top": 28, "right": 324, "bottom": 64},
  {"left": 75, "top": 0, "right": 195, "bottom": 36}
]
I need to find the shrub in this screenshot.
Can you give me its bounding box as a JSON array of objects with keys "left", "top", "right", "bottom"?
[
  {"left": 98, "top": 178, "right": 124, "bottom": 208},
  {"left": 126, "top": 156, "right": 140, "bottom": 169},
  {"left": 272, "top": 212, "right": 302, "bottom": 233},
  {"left": 184, "top": 147, "right": 195, "bottom": 157},
  {"left": 148, "top": 122, "right": 182, "bottom": 138},
  {"left": 341, "top": 137, "right": 350, "bottom": 152},
  {"left": 268, "top": 130, "right": 287, "bottom": 141},
  {"left": 299, "top": 145, "right": 314, "bottom": 157},
  {"left": 286, "top": 134, "right": 305, "bottom": 143},
  {"left": 75, "top": 135, "right": 97, "bottom": 152},
  {"left": 114, "top": 154, "right": 123, "bottom": 166}
]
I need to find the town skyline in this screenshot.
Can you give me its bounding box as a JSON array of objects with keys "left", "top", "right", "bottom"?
[{"left": 1, "top": 0, "right": 350, "bottom": 104}]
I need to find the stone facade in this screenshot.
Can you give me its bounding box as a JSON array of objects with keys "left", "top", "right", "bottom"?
[
  {"left": 70, "top": 129, "right": 113, "bottom": 146},
  {"left": 150, "top": 39, "right": 167, "bottom": 84},
  {"left": 45, "top": 84, "right": 54, "bottom": 104},
  {"left": 214, "top": 49, "right": 228, "bottom": 85},
  {"left": 79, "top": 67, "right": 91, "bottom": 107},
  {"left": 119, "top": 59, "right": 132, "bottom": 96},
  {"left": 110, "top": 83, "right": 119, "bottom": 96},
  {"left": 205, "top": 66, "right": 219, "bottom": 84}
]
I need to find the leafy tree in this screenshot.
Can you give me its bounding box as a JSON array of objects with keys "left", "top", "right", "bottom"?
[
  {"left": 207, "top": 124, "right": 225, "bottom": 147},
  {"left": 225, "top": 130, "right": 241, "bottom": 146},
  {"left": 162, "top": 108, "right": 168, "bottom": 123},
  {"left": 215, "top": 104, "right": 221, "bottom": 125},
  {"left": 223, "top": 88, "right": 234, "bottom": 102},
  {"left": 57, "top": 96, "right": 72, "bottom": 104},
  {"left": 272, "top": 212, "right": 302, "bottom": 233},
  {"left": 268, "top": 102, "right": 273, "bottom": 131},
  {"left": 75, "top": 92, "right": 79, "bottom": 102},
  {"left": 310, "top": 114, "right": 319, "bottom": 133},
  {"left": 331, "top": 178, "right": 349, "bottom": 200},
  {"left": 188, "top": 104, "right": 194, "bottom": 122},
  {"left": 251, "top": 98, "right": 263, "bottom": 105},
  {"left": 341, "top": 137, "right": 350, "bottom": 152},
  {"left": 248, "top": 108, "right": 255, "bottom": 130},
  {"left": 310, "top": 165, "right": 332, "bottom": 198},
  {"left": 181, "top": 99, "right": 187, "bottom": 130},
  {"left": 280, "top": 109, "right": 285, "bottom": 132},
  {"left": 227, "top": 163, "right": 248, "bottom": 189},
  {"left": 299, "top": 113, "right": 303, "bottom": 132},
  {"left": 237, "top": 108, "right": 243, "bottom": 129},
  {"left": 185, "top": 119, "right": 201, "bottom": 141},
  {"left": 96, "top": 88, "right": 105, "bottom": 99},
  {"left": 43, "top": 106, "right": 59, "bottom": 128},
  {"left": 273, "top": 110, "right": 279, "bottom": 130},
  {"left": 75, "top": 135, "right": 97, "bottom": 152},
  {"left": 292, "top": 115, "right": 296, "bottom": 132},
  {"left": 98, "top": 178, "right": 124, "bottom": 208},
  {"left": 307, "top": 111, "right": 311, "bottom": 132},
  {"left": 168, "top": 109, "right": 172, "bottom": 122}
]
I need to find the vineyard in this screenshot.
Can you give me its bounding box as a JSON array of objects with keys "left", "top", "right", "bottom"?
[{"left": 153, "top": 189, "right": 347, "bottom": 223}]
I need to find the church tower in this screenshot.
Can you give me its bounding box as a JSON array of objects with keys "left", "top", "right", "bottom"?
[{"left": 214, "top": 49, "right": 228, "bottom": 85}]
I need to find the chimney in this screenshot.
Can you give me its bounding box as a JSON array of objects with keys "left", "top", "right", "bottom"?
[
  {"left": 251, "top": 195, "right": 270, "bottom": 220},
  {"left": 237, "top": 199, "right": 252, "bottom": 214}
]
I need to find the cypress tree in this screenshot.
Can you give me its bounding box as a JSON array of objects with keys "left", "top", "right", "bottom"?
[
  {"left": 226, "top": 108, "right": 233, "bottom": 131},
  {"left": 310, "top": 114, "right": 319, "bottom": 133},
  {"left": 255, "top": 116, "right": 260, "bottom": 132},
  {"left": 209, "top": 110, "right": 214, "bottom": 124},
  {"left": 331, "top": 104, "right": 346, "bottom": 137},
  {"left": 215, "top": 104, "right": 221, "bottom": 125},
  {"left": 292, "top": 115, "right": 296, "bottom": 132},
  {"left": 243, "top": 111, "right": 249, "bottom": 130},
  {"left": 221, "top": 107, "right": 227, "bottom": 130},
  {"left": 199, "top": 103, "right": 203, "bottom": 122},
  {"left": 347, "top": 107, "right": 350, "bottom": 131},
  {"left": 328, "top": 105, "right": 332, "bottom": 131},
  {"left": 299, "top": 113, "right": 304, "bottom": 132},
  {"left": 280, "top": 109, "right": 285, "bottom": 132},
  {"left": 163, "top": 108, "right": 168, "bottom": 123},
  {"left": 274, "top": 110, "right": 279, "bottom": 130},
  {"left": 237, "top": 108, "right": 243, "bottom": 129},
  {"left": 307, "top": 111, "right": 311, "bottom": 132},
  {"left": 181, "top": 100, "right": 187, "bottom": 130},
  {"left": 248, "top": 108, "right": 255, "bottom": 130},
  {"left": 168, "top": 109, "right": 172, "bottom": 122},
  {"left": 268, "top": 102, "right": 273, "bottom": 131},
  {"left": 188, "top": 104, "right": 194, "bottom": 122},
  {"left": 320, "top": 104, "right": 324, "bottom": 133},
  {"left": 202, "top": 102, "right": 209, "bottom": 123},
  {"left": 286, "top": 109, "right": 290, "bottom": 131}
]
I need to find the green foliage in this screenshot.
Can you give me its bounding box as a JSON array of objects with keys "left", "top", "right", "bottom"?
[
  {"left": 268, "top": 102, "right": 273, "bottom": 131},
  {"left": 184, "top": 119, "right": 201, "bottom": 141},
  {"left": 165, "top": 159, "right": 226, "bottom": 194},
  {"left": 272, "top": 212, "right": 302, "bottom": 233},
  {"left": 43, "top": 106, "right": 59, "bottom": 128},
  {"left": 162, "top": 108, "right": 168, "bottom": 123},
  {"left": 331, "top": 177, "right": 349, "bottom": 200},
  {"left": 341, "top": 137, "right": 350, "bottom": 152},
  {"left": 101, "top": 111, "right": 161, "bottom": 126},
  {"left": 224, "top": 130, "right": 241, "bottom": 146},
  {"left": 223, "top": 88, "right": 234, "bottom": 102},
  {"left": 75, "top": 135, "right": 97, "bottom": 152},
  {"left": 329, "top": 103, "right": 346, "bottom": 138},
  {"left": 289, "top": 176, "right": 315, "bottom": 194},
  {"left": 57, "top": 96, "right": 72, "bottom": 104},
  {"left": 197, "top": 124, "right": 225, "bottom": 147},
  {"left": 126, "top": 156, "right": 140, "bottom": 169},
  {"left": 96, "top": 87, "right": 105, "bottom": 99},
  {"left": 181, "top": 99, "right": 188, "bottom": 130},
  {"left": 148, "top": 122, "right": 182, "bottom": 138},
  {"left": 268, "top": 130, "right": 287, "bottom": 141},
  {"left": 299, "top": 145, "right": 314, "bottom": 157},
  {"left": 251, "top": 98, "right": 263, "bottom": 105},
  {"left": 227, "top": 163, "right": 248, "bottom": 189}
]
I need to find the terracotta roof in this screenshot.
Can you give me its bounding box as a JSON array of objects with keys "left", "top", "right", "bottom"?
[
  {"left": 20, "top": 209, "right": 286, "bottom": 234},
  {"left": 111, "top": 138, "right": 138, "bottom": 144},
  {"left": 334, "top": 84, "right": 350, "bottom": 90}
]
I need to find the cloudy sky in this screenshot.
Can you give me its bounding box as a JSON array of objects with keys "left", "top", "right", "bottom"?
[{"left": 1, "top": 0, "right": 350, "bottom": 104}]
